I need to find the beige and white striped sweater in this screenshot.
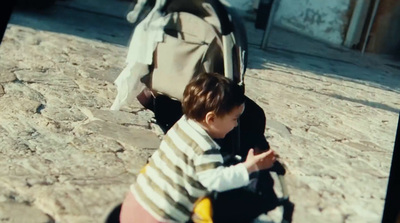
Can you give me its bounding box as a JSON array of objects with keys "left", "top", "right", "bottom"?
[{"left": 131, "top": 116, "right": 249, "bottom": 222}]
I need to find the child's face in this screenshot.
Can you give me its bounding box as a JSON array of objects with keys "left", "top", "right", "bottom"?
[{"left": 208, "top": 103, "right": 245, "bottom": 139}]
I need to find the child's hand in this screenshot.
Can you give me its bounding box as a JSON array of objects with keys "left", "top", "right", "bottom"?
[{"left": 243, "top": 148, "right": 276, "bottom": 174}]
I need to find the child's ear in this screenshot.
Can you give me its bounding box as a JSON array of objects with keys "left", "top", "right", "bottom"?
[{"left": 204, "top": 111, "right": 216, "bottom": 125}]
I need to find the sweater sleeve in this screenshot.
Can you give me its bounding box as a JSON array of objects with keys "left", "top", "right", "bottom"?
[{"left": 194, "top": 151, "right": 249, "bottom": 192}]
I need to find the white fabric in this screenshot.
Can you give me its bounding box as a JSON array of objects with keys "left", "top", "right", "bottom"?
[
  {"left": 111, "top": 0, "right": 168, "bottom": 110},
  {"left": 196, "top": 162, "right": 249, "bottom": 192},
  {"left": 110, "top": 62, "right": 147, "bottom": 110},
  {"left": 126, "top": 0, "right": 147, "bottom": 24},
  {"left": 125, "top": 0, "right": 168, "bottom": 66}
]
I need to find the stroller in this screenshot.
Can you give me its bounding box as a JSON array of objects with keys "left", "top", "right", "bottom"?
[{"left": 109, "top": 0, "right": 294, "bottom": 222}]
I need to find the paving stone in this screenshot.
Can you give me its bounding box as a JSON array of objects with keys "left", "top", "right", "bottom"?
[
  {"left": 81, "top": 120, "right": 160, "bottom": 149},
  {"left": 15, "top": 71, "right": 79, "bottom": 89},
  {"left": 80, "top": 108, "right": 149, "bottom": 127},
  {"left": 0, "top": 71, "right": 17, "bottom": 83},
  {"left": 0, "top": 201, "right": 54, "bottom": 223}
]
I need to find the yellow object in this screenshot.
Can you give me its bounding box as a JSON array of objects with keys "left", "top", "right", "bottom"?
[
  {"left": 140, "top": 164, "right": 148, "bottom": 174},
  {"left": 191, "top": 196, "right": 213, "bottom": 223}
]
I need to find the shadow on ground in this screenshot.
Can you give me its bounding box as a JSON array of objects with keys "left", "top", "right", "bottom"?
[{"left": 9, "top": 2, "right": 134, "bottom": 46}]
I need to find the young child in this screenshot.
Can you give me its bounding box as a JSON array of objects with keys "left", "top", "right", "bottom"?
[{"left": 120, "top": 72, "right": 276, "bottom": 223}]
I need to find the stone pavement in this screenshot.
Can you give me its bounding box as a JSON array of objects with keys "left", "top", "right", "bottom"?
[{"left": 1, "top": 0, "right": 399, "bottom": 222}]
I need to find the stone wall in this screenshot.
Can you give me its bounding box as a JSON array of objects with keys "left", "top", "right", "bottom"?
[
  {"left": 227, "top": 0, "right": 353, "bottom": 46},
  {"left": 273, "top": 0, "right": 352, "bottom": 45}
]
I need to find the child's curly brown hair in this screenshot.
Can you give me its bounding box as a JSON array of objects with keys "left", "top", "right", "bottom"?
[{"left": 182, "top": 72, "right": 245, "bottom": 122}]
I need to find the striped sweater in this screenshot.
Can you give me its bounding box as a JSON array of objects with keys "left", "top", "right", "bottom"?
[{"left": 131, "top": 115, "right": 249, "bottom": 222}]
